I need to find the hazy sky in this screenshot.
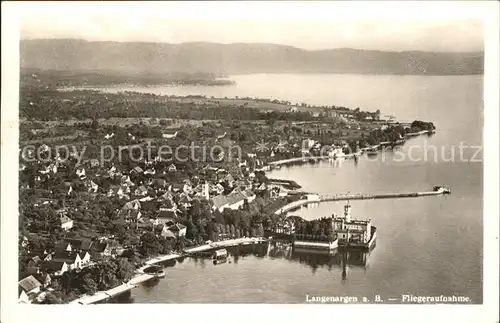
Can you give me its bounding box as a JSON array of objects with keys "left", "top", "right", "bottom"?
[{"left": 17, "top": 1, "right": 485, "bottom": 52}]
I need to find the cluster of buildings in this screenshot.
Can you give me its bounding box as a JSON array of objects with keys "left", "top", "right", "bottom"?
[
  {"left": 20, "top": 129, "right": 332, "bottom": 304},
  {"left": 19, "top": 142, "right": 289, "bottom": 291},
  {"left": 18, "top": 235, "right": 122, "bottom": 304}
]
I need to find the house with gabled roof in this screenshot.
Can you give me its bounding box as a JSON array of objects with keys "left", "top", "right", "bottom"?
[
  {"left": 108, "top": 185, "right": 125, "bottom": 198},
  {"left": 124, "top": 209, "right": 142, "bottom": 221},
  {"left": 140, "top": 200, "right": 159, "bottom": 212},
  {"left": 39, "top": 272, "right": 52, "bottom": 288},
  {"left": 178, "top": 193, "right": 193, "bottom": 209},
  {"left": 89, "top": 159, "right": 100, "bottom": 168},
  {"left": 122, "top": 199, "right": 141, "bottom": 211},
  {"left": 19, "top": 288, "right": 29, "bottom": 304},
  {"left": 137, "top": 196, "right": 152, "bottom": 204},
  {"left": 108, "top": 165, "right": 117, "bottom": 176},
  {"left": 18, "top": 275, "right": 42, "bottom": 295},
  {"left": 64, "top": 238, "right": 94, "bottom": 253},
  {"left": 211, "top": 194, "right": 229, "bottom": 212},
  {"left": 162, "top": 131, "right": 178, "bottom": 139},
  {"left": 210, "top": 188, "right": 255, "bottom": 212},
  {"left": 131, "top": 166, "right": 144, "bottom": 174},
  {"left": 39, "top": 163, "right": 57, "bottom": 175},
  {"left": 75, "top": 166, "right": 86, "bottom": 179},
  {"left": 121, "top": 175, "right": 135, "bottom": 186},
  {"left": 42, "top": 261, "right": 68, "bottom": 276},
  {"left": 242, "top": 189, "right": 256, "bottom": 203},
  {"left": 170, "top": 183, "right": 184, "bottom": 193},
  {"left": 90, "top": 240, "right": 114, "bottom": 259},
  {"left": 79, "top": 251, "right": 91, "bottom": 265},
  {"left": 160, "top": 227, "right": 176, "bottom": 239},
  {"left": 152, "top": 178, "right": 167, "bottom": 190},
  {"left": 256, "top": 182, "right": 267, "bottom": 191},
  {"left": 220, "top": 173, "right": 235, "bottom": 186},
  {"left": 210, "top": 183, "right": 225, "bottom": 195},
  {"left": 144, "top": 168, "right": 156, "bottom": 175},
  {"left": 225, "top": 191, "right": 248, "bottom": 210},
  {"left": 60, "top": 214, "right": 73, "bottom": 231},
  {"left": 159, "top": 198, "right": 176, "bottom": 210},
  {"left": 52, "top": 252, "right": 82, "bottom": 270},
  {"left": 158, "top": 209, "right": 178, "bottom": 220},
  {"left": 85, "top": 179, "right": 99, "bottom": 193},
  {"left": 134, "top": 185, "right": 148, "bottom": 197},
  {"left": 54, "top": 240, "right": 73, "bottom": 252},
  {"left": 183, "top": 182, "right": 194, "bottom": 195},
  {"left": 169, "top": 223, "right": 187, "bottom": 237},
  {"left": 64, "top": 238, "right": 83, "bottom": 250},
  {"left": 157, "top": 191, "right": 174, "bottom": 202},
  {"left": 24, "top": 256, "right": 42, "bottom": 275}
]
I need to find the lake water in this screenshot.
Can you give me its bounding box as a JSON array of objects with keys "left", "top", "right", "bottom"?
[{"left": 110, "top": 74, "right": 483, "bottom": 304}]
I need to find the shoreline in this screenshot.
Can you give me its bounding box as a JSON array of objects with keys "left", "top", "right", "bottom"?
[
  {"left": 69, "top": 237, "right": 268, "bottom": 304},
  {"left": 267, "top": 130, "right": 434, "bottom": 168}
]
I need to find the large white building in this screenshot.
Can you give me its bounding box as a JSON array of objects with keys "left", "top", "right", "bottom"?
[{"left": 332, "top": 202, "right": 372, "bottom": 245}]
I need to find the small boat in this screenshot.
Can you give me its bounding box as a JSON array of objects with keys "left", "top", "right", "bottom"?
[
  {"left": 144, "top": 265, "right": 165, "bottom": 278},
  {"left": 155, "top": 270, "right": 166, "bottom": 279},
  {"left": 213, "top": 248, "right": 228, "bottom": 261}
]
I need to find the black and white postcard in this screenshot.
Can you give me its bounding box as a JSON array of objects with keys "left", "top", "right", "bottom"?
[{"left": 1, "top": 2, "right": 498, "bottom": 323}]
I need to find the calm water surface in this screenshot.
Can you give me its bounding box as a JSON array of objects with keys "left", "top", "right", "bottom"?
[{"left": 109, "top": 74, "right": 483, "bottom": 303}]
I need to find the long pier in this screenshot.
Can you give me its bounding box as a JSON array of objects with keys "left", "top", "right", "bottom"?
[
  {"left": 319, "top": 189, "right": 450, "bottom": 202},
  {"left": 275, "top": 187, "right": 450, "bottom": 215}
]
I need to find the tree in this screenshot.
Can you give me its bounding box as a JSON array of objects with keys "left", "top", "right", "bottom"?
[
  {"left": 91, "top": 118, "right": 99, "bottom": 130},
  {"left": 81, "top": 273, "right": 98, "bottom": 295},
  {"left": 115, "top": 258, "right": 135, "bottom": 282},
  {"left": 42, "top": 291, "right": 65, "bottom": 304}
]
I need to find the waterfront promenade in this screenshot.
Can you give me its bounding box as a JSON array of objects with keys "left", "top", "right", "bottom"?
[
  {"left": 268, "top": 129, "right": 434, "bottom": 167},
  {"left": 69, "top": 237, "right": 268, "bottom": 304}
]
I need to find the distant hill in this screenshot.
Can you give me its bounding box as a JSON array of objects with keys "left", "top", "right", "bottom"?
[{"left": 20, "top": 39, "right": 484, "bottom": 75}]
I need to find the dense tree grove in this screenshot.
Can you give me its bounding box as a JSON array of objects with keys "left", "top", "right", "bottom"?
[{"left": 42, "top": 257, "right": 136, "bottom": 304}]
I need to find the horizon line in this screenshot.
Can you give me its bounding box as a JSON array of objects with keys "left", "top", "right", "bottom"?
[{"left": 20, "top": 38, "right": 485, "bottom": 54}]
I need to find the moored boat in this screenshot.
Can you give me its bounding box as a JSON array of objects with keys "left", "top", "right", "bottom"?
[
  {"left": 213, "top": 248, "right": 228, "bottom": 261},
  {"left": 144, "top": 265, "right": 166, "bottom": 279},
  {"left": 155, "top": 270, "right": 166, "bottom": 279}
]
